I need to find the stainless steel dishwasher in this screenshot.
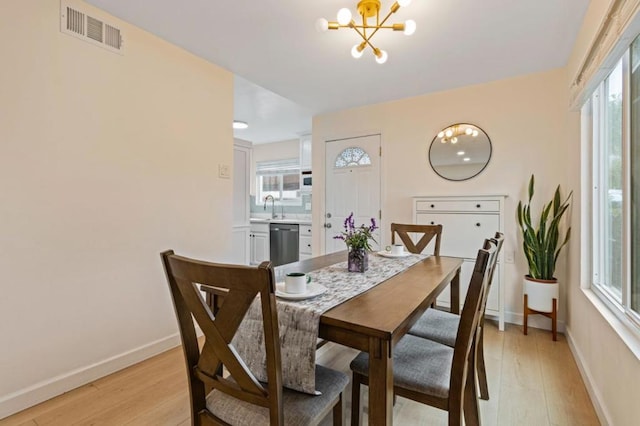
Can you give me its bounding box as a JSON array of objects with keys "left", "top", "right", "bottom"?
[{"left": 269, "top": 223, "right": 299, "bottom": 266}]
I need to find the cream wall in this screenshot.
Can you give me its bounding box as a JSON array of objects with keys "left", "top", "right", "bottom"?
[
  {"left": 252, "top": 139, "right": 299, "bottom": 163},
  {"left": 313, "top": 68, "right": 570, "bottom": 329},
  {"left": 564, "top": 1, "right": 640, "bottom": 425},
  {"left": 0, "top": 0, "right": 233, "bottom": 417}
]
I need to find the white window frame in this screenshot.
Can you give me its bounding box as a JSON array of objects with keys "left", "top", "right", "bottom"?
[
  {"left": 255, "top": 159, "right": 302, "bottom": 207},
  {"left": 589, "top": 49, "right": 640, "bottom": 331}
]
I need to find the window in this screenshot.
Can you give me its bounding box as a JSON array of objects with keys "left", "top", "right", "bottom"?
[
  {"left": 587, "top": 35, "right": 640, "bottom": 325},
  {"left": 255, "top": 159, "right": 300, "bottom": 204},
  {"left": 592, "top": 59, "right": 624, "bottom": 301},
  {"left": 334, "top": 147, "right": 372, "bottom": 168}
]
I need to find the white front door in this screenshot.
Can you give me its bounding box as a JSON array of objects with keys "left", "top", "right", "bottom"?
[{"left": 324, "top": 135, "right": 381, "bottom": 253}]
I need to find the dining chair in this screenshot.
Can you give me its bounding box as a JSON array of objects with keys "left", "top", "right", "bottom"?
[
  {"left": 407, "top": 232, "right": 504, "bottom": 400},
  {"left": 349, "top": 239, "right": 497, "bottom": 426},
  {"left": 391, "top": 222, "right": 444, "bottom": 308},
  {"left": 390, "top": 223, "right": 442, "bottom": 255},
  {"left": 161, "top": 251, "right": 349, "bottom": 426}
]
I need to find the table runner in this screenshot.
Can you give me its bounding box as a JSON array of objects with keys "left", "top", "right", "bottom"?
[{"left": 231, "top": 252, "right": 428, "bottom": 394}]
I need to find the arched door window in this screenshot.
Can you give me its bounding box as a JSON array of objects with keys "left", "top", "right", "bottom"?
[{"left": 334, "top": 147, "right": 372, "bottom": 168}]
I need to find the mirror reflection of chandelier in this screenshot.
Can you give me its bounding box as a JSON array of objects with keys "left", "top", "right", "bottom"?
[
  {"left": 438, "top": 124, "right": 480, "bottom": 144},
  {"left": 316, "top": 0, "right": 416, "bottom": 64}
]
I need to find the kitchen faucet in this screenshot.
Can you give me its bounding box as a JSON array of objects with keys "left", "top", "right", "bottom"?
[{"left": 264, "top": 195, "right": 277, "bottom": 219}]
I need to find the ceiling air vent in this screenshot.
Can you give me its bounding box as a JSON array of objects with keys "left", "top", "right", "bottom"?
[{"left": 60, "top": 1, "right": 124, "bottom": 55}]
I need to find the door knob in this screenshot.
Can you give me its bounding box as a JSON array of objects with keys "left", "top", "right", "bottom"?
[
  {"left": 326, "top": 213, "right": 332, "bottom": 218},
  {"left": 324, "top": 223, "right": 332, "bottom": 228}
]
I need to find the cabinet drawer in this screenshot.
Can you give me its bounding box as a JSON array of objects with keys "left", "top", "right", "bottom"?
[
  {"left": 299, "top": 236, "right": 312, "bottom": 255},
  {"left": 250, "top": 223, "right": 269, "bottom": 233},
  {"left": 300, "top": 225, "right": 312, "bottom": 236},
  {"left": 416, "top": 213, "right": 499, "bottom": 259},
  {"left": 415, "top": 200, "right": 499, "bottom": 212}
]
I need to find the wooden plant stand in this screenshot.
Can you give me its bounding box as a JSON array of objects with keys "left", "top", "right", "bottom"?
[{"left": 523, "top": 294, "right": 557, "bottom": 341}]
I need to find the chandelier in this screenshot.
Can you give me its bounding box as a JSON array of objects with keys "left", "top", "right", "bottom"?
[
  {"left": 438, "top": 124, "right": 479, "bottom": 144},
  {"left": 316, "top": 0, "right": 416, "bottom": 64}
]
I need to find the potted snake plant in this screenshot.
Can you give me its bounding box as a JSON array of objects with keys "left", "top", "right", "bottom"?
[{"left": 516, "top": 175, "right": 572, "bottom": 313}]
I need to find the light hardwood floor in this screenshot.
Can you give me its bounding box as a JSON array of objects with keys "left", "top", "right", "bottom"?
[{"left": 1, "top": 322, "right": 599, "bottom": 425}]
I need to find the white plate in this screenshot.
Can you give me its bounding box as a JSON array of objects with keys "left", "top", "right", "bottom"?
[
  {"left": 377, "top": 250, "right": 412, "bottom": 258},
  {"left": 275, "top": 282, "right": 327, "bottom": 300}
]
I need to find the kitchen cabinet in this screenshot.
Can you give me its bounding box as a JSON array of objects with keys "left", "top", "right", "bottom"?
[
  {"left": 300, "top": 134, "right": 312, "bottom": 171},
  {"left": 299, "top": 224, "right": 312, "bottom": 260},
  {"left": 413, "top": 195, "right": 506, "bottom": 330},
  {"left": 250, "top": 223, "right": 269, "bottom": 265},
  {"left": 233, "top": 140, "right": 252, "bottom": 264},
  {"left": 233, "top": 141, "right": 252, "bottom": 226},
  {"left": 231, "top": 226, "right": 250, "bottom": 265}
]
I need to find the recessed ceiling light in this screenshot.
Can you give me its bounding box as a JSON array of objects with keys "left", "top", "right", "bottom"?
[
  {"left": 233, "top": 120, "right": 249, "bottom": 129},
  {"left": 457, "top": 151, "right": 465, "bottom": 156},
  {"left": 463, "top": 157, "right": 470, "bottom": 162}
]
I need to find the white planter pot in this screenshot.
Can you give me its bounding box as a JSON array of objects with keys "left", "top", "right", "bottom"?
[{"left": 524, "top": 276, "right": 558, "bottom": 313}]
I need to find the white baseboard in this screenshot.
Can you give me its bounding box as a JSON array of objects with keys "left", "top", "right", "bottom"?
[
  {"left": 0, "top": 333, "right": 181, "bottom": 420},
  {"left": 565, "top": 326, "right": 611, "bottom": 426}
]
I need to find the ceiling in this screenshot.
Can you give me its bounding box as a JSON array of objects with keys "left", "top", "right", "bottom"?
[{"left": 86, "top": 0, "right": 590, "bottom": 144}]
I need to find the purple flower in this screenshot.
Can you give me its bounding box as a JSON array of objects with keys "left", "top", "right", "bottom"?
[
  {"left": 335, "top": 211, "right": 378, "bottom": 251},
  {"left": 343, "top": 213, "right": 352, "bottom": 229}
]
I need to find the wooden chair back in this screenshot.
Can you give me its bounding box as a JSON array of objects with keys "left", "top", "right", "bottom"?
[
  {"left": 161, "top": 251, "right": 282, "bottom": 425},
  {"left": 390, "top": 223, "right": 442, "bottom": 255},
  {"left": 448, "top": 239, "right": 496, "bottom": 420},
  {"left": 480, "top": 232, "right": 504, "bottom": 316}
]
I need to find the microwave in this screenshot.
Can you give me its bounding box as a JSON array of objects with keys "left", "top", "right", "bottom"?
[{"left": 301, "top": 171, "right": 312, "bottom": 190}]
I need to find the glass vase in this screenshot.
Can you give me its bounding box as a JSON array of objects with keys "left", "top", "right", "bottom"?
[{"left": 348, "top": 247, "right": 368, "bottom": 272}]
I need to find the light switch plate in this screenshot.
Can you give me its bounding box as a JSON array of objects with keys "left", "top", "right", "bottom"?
[
  {"left": 218, "top": 164, "right": 230, "bottom": 179},
  {"left": 505, "top": 250, "right": 515, "bottom": 264}
]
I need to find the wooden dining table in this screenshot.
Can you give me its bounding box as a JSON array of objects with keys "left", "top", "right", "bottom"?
[{"left": 275, "top": 251, "right": 464, "bottom": 426}]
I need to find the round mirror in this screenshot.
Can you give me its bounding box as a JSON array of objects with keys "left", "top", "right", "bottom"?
[{"left": 428, "top": 123, "right": 492, "bottom": 181}]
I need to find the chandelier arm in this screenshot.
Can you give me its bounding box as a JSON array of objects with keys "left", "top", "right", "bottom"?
[
  {"left": 351, "top": 25, "right": 376, "bottom": 50},
  {"left": 348, "top": 25, "right": 379, "bottom": 52},
  {"left": 361, "top": 11, "right": 367, "bottom": 40},
  {"left": 348, "top": 25, "right": 397, "bottom": 29},
  {"left": 367, "top": 8, "right": 395, "bottom": 40}
]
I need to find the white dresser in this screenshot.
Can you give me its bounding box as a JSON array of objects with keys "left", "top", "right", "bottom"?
[{"left": 413, "top": 195, "right": 506, "bottom": 330}]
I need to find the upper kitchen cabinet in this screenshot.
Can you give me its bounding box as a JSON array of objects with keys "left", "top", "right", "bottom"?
[
  {"left": 300, "top": 134, "right": 312, "bottom": 171},
  {"left": 233, "top": 140, "right": 252, "bottom": 226}
]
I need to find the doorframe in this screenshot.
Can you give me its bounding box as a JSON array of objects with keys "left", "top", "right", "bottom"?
[{"left": 317, "top": 132, "right": 384, "bottom": 255}]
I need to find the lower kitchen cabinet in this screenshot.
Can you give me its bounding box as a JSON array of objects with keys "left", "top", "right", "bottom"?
[
  {"left": 299, "top": 224, "right": 312, "bottom": 260},
  {"left": 250, "top": 223, "right": 270, "bottom": 265},
  {"left": 231, "top": 225, "right": 250, "bottom": 265}
]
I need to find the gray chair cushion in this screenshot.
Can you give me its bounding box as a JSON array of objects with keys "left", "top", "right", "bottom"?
[
  {"left": 350, "top": 334, "right": 453, "bottom": 399},
  {"left": 206, "top": 365, "right": 348, "bottom": 426},
  {"left": 408, "top": 309, "right": 459, "bottom": 347}
]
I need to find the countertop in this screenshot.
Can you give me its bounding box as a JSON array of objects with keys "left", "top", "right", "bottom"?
[{"left": 250, "top": 217, "right": 312, "bottom": 226}]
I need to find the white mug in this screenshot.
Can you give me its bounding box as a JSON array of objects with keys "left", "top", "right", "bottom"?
[
  {"left": 285, "top": 272, "right": 308, "bottom": 294},
  {"left": 391, "top": 244, "right": 404, "bottom": 255}
]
